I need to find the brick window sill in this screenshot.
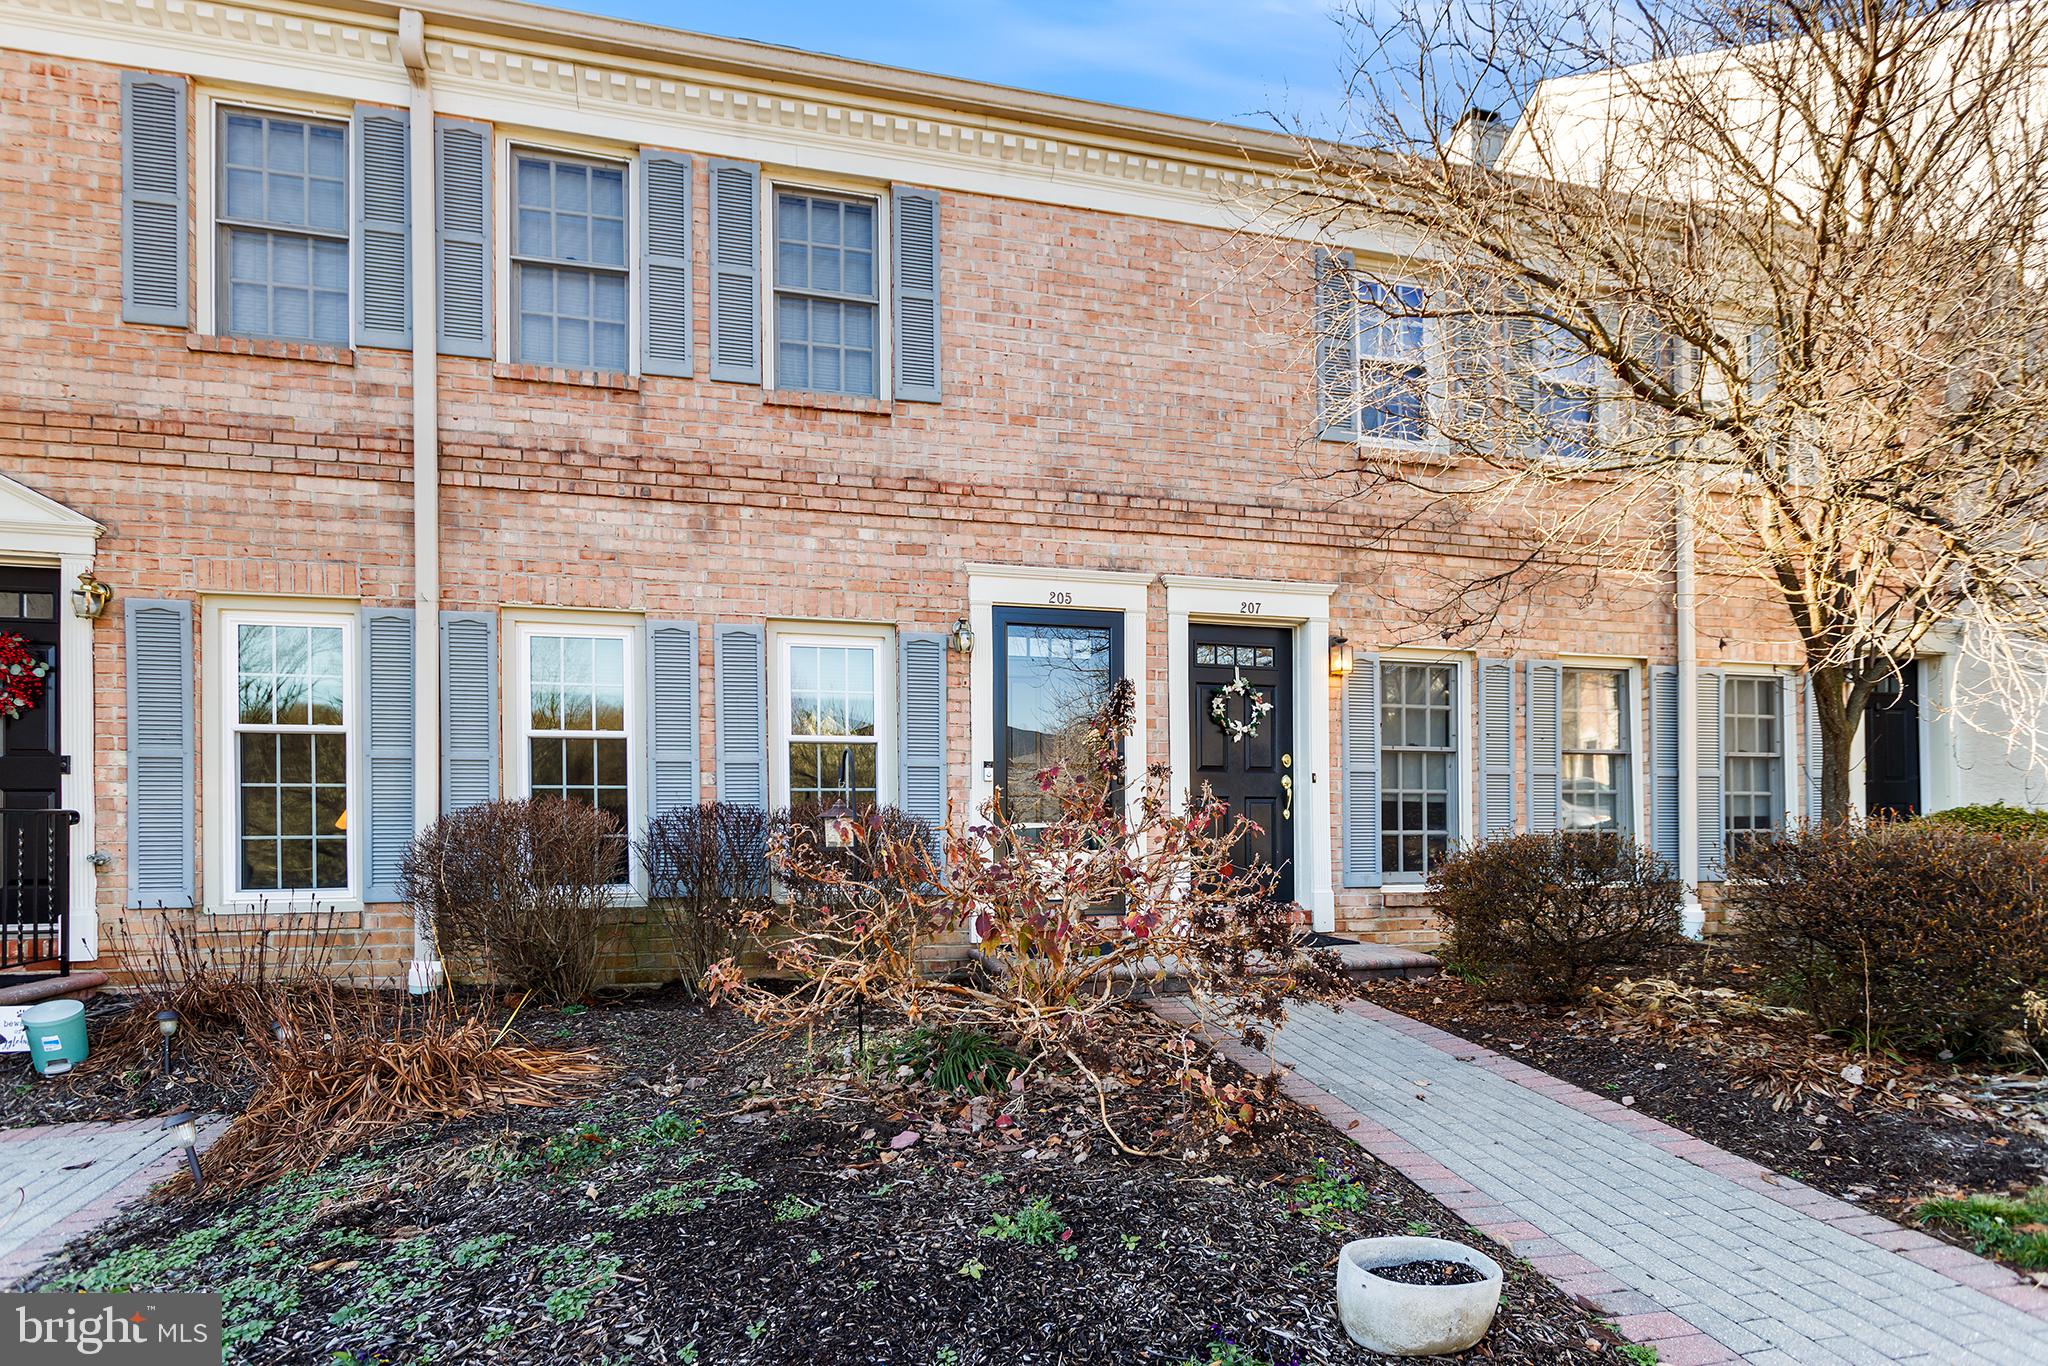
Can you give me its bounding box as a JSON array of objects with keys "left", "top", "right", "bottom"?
[
  {"left": 187, "top": 333, "right": 355, "bottom": 365},
  {"left": 492, "top": 362, "right": 641, "bottom": 392},
  {"left": 765, "top": 389, "right": 894, "bottom": 417}
]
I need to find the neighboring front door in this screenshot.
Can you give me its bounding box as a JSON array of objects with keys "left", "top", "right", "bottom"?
[
  {"left": 0, "top": 567, "right": 64, "bottom": 964},
  {"left": 1864, "top": 660, "right": 1921, "bottom": 819},
  {"left": 992, "top": 606, "right": 1123, "bottom": 832},
  {"left": 0, "top": 568, "right": 62, "bottom": 814},
  {"left": 1190, "top": 625, "right": 1294, "bottom": 902}
]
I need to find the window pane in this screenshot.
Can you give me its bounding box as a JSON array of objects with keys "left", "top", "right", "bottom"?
[{"left": 998, "top": 619, "right": 1116, "bottom": 826}]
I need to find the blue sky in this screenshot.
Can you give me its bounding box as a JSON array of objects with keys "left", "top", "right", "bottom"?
[{"left": 547, "top": 0, "right": 1356, "bottom": 132}]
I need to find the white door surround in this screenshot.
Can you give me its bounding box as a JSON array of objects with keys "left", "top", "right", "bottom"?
[
  {"left": 0, "top": 473, "right": 105, "bottom": 962},
  {"left": 1163, "top": 575, "right": 1337, "bottom": 932},
  {"left": 965, "top": 564, "right": 1150, "bottom": 831}
]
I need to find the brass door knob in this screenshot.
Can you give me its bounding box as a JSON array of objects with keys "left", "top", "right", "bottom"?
[{"left": 1280, "top": 774, "right": 1294, "bottom": 819}]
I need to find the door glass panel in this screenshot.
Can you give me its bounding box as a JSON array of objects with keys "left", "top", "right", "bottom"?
[{"left": 997, "top": 612, "right": 1118, "bottom": 828}]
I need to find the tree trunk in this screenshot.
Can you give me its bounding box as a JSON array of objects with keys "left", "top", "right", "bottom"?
[{"left": 1809, "top": 664, "right": 1862, "bottom": 826}]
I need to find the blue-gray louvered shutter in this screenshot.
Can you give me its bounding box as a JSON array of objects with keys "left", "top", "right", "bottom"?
[
  {"left": 124, "top": 599, "right": 193, "bottom": 907},
  {"left": 436, "top": 117, "right": 491, "bottom": 359},
  {"left": 1778, "top": 674, "right": 1798, "bottom": 831},
  {"left": 353, "top": 105, "right": 410, "bottom": 349},
  {"left": 646, "top": 621, "right": 699, "bottom": 816},
  {"left": 120, "top": 72, "right": 188, "bottom": 327},
  {"left": 898, "top": 632, "right": 947, "bottom": 845},
  {"left": 708, "top": 160, "right": 761, "bottom": 384},
  {"left": 1476, "top": 658, "right": 1515, "bottom": 840},
  {"left": 892, "top": 186, "right": 941, "bottom": 402},
  {"left": 714, "top": 624, "right": 767, "bottom": 809},
  {"left": 1697, "top": 671, "right": 1726, "bottom": 880},
  {"left": 1650, "top": 666, "right": 1680, "bottom": 871},
  {"left": 1802, "top": 673, "right": 1823, "bottom": 825},
  {"left": 639, "top": 150, "right": 693, "bottom": 378},
  {"left": 1341, "top": 656, "right": 1381, "bottom": 887},
  {"left": 360, "top": 608, "right": 415, "bottom": 902},
  {"left": 1315, "top": 248, "right": 1358, "bottom": 441},
  {"left": 440, "top": 612, "right": 497, "bottom": 812},
  {"left": 1526, "top": 661, "right": 1563, "bottom": 833}
]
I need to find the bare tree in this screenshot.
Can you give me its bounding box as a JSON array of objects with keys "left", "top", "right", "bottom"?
[{"left": 1283, "top": 0, "right": 2048, "bottom": 821}]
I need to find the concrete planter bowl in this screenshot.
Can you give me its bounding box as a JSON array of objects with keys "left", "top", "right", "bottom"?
[{"left": 1335, "top": 1235, "right": 1504, "bottom": 1356}]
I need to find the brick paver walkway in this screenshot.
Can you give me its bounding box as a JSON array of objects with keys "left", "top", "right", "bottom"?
[
  {"left": 0, "top": 1117, "right": 226, "bottom": 1287},
  {"left": 1166, "top": 998, "right": 2048, "bottom": 1365}
]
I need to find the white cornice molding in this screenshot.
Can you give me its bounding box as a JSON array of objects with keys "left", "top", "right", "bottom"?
[{"left": 4, "top": 0, "right": 1300, "bottom": 231}]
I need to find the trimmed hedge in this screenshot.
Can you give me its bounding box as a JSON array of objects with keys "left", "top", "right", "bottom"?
[
  {"left": 1727, "top": 821, "right": 2048, "bottom": 1058},
  {"left": 1922, "top": 802, "right": 2048, "bottom": 839},
  {"left": 1430, "top": 833, "right": 1683, "bottom": 1003}
]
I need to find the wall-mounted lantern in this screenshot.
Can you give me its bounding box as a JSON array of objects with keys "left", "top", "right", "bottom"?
[
  {"left": 950, "top": 618, "right": 975, "bottom": 656},
  {"left": 1329, "top": 634, "right": 1355, "bottom": 678},
  {"left": 71, "top": 571, "right": 111, "bottom": 620}
]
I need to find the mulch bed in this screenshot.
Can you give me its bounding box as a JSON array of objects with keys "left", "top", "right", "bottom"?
[
  {"left": 1371, "top": 963, "right": 2048, "bottom": 1242},
  {"left": 25, "top": 993, "right": 1618, "bottom": 1364},
  {"left": 1, "top": 993, "right": 259, "bottom": 1128}
]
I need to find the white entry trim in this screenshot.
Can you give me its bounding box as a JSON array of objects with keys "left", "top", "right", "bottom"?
[
  {"left": 1162, "top": 575, "right": 1336, "bottom": 932},
  {"left": 0, "top": 473, "right": 105, "bottom": 962},
  {"left": 965, "top": 564, "right": 1150, "bottom": 833}
]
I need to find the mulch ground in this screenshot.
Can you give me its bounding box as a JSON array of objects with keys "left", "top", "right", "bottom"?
[
  {"left": 2, "top": 992, "right": 268, "bottom": 1128},
  {"left": 1370, "top": 960, "right": 2048, "bottom": 1241},
  {"left": 23, "top": 993, "right": 1619, "bottom": 1364}
]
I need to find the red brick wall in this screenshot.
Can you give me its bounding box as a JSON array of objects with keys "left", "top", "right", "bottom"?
[{"left": 0, "top": 51, "right": 1797, "bottom": 977}]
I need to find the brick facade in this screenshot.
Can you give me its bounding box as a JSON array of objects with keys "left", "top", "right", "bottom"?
[{"left": 0, "top": 24, "right": 1808, "bottom": 986}]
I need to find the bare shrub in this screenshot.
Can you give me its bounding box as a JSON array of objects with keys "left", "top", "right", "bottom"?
[
  {"left": 1728, "top": 822, "right": 2048, "bottom": 1058},
  {"left": 638, "top": 802, "right": 774, "bottom": 995},
  {"left": 85, "top": 904, "right": 357, "bottom": 1080},
  {"left": 1430, "top": 833, "right": 1683, "bottom": 1003},
  {"left": 709, "top": 679, "right": 1349, "bottom": 1153},
  {"left": 400, "top": 799, "right": 619, "bottom": 1001}
]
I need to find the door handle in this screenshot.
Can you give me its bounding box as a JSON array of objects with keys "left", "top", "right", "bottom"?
[{"left": 1280, "top": 774, "right": 1293, "bottom": 820}]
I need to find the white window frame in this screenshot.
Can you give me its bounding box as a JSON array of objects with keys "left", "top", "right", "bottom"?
[
  {"left": 1561, "top": 664, "right": 1638, "bottom": 837},
  {"left": 1353, "top": 278, "right": 1447, "bottom": 452},
  {"left": 193, "top": 90, "right": 357, "bottom": 343},
  {"left": 763, "top": 176, "right": 892, "bottom": 400},
  {"left": 1723, "top": 672, "right": 1788, "bottom": 852},
  {"left": 495, "top": 137, "right": 641, "bottom": 373},
  {"left": 1525, "top": 320, "right": 1604, "bottom": 462},
  {"left": 1379, "top": 653, "right": 1471, "bottom": 885},
  {"left": 507, "top": 617, "right": 645, "bottom": 897},
  {"left": 768, "top": 624, "right": 896, "bottom": 812},
  {"left": 208, "top": 604, "right": 361, "bottom": 911}
]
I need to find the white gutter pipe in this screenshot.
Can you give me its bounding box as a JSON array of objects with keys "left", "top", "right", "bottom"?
[
  {"left": 399, "top": 9, "right": 444, "bottom": 991},
  {"left": 1676, "top": 471, "right": 1704, "bottom": 939}
]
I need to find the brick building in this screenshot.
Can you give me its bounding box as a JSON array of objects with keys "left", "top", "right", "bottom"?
[{"left": 0, "top": 0, "right": 2027, "bottom": 985}]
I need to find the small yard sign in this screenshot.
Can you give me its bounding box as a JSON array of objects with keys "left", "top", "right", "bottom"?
[{"left": 0, "top": 1005, "right": 27, "bottom": 1054}]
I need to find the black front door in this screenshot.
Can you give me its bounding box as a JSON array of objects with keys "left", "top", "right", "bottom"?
[
  {"left": 1865, "top": 660, "right": 1921, "bottom": 819},
  {"left": 1190, "top": 625, "right": 1294, "bottom": 902},
  {"left": 0, "top": 568, "right": 62, "bottom": 813}
]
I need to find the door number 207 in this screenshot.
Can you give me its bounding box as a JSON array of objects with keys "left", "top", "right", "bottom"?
[{"left": 1239, "top": 601, "right": 1261, "bottom": 615}]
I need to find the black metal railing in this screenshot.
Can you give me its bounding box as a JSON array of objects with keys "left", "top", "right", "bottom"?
[{"left": 1, "top": 809, "right": 75, "bottom": 976}]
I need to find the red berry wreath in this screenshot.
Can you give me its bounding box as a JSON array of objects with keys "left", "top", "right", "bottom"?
[{"left": 0, "top": 632, "right": 51, "bottom": 722}]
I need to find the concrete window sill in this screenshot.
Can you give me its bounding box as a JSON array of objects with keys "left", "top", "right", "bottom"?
[
  {"left": 187, "top": 333, "right": 355, "bottom": 365},
  {"left": 766, "top": 389, "right": 894, "bottom": 416},
  {"left": 492, "top": 362, "right": 642, "bottom": 392}
]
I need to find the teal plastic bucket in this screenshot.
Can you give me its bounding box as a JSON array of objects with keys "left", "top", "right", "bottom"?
[{"left": 22, "top": 999, "right": 87, "bottom": 1076}]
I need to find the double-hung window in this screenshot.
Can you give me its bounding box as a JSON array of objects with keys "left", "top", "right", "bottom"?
[
  {"left": 774, "top": 191, "right": 880, "bottom": 398},
  {"left": 515, "top": 623, "right": 638, "bottom": 882},
  {"left": 1724, "top": 676, "right": 1784, "bottom": 854},
  {"left": 773, "top": 631, "right": 891, "bottom": 815},
  {"left": 224, "top": 612, "right": 355, "bottom": 898},
  {"left": 1381, "top": 661, "right": 1458, "bottom": 878},
  {"left": 1528, "top": 323, "right": 1601, "bottom": 459},
  {"left": 513, "top": 152, "right": 629, "bottom": 372},
  {"left": 1562, "top": 668, "right": 1632, "bottom": 833},
  {"left": 1357, "top": 282, "right": 1433, "bottom": 444},
  {"left": 218, "top": 109, "right": 349, "bottom": 346}
]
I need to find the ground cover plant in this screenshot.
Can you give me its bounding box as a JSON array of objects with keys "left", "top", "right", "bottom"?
[
  {"left": 1915, "top": 1187, "right": 2048, "bottom": 1272},
  {"left": 28, "top": 998, "right": 1619, "bottom": 1364}
]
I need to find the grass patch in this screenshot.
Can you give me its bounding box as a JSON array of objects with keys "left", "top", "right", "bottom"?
[
  {"left": 1283, "top": 1159, "right": 1374, "bottom": 1229},
  {"left": 1914, "top": 1187, "right": 2048, "bottom": 1270}
]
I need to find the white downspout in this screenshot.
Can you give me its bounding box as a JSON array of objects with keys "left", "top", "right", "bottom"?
[
  {"left": 400, "top": 9, "right": 443, "bottom": 992},
  {"left": 1676, "top": 471, "right": 1704, "bottom": 939}
]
